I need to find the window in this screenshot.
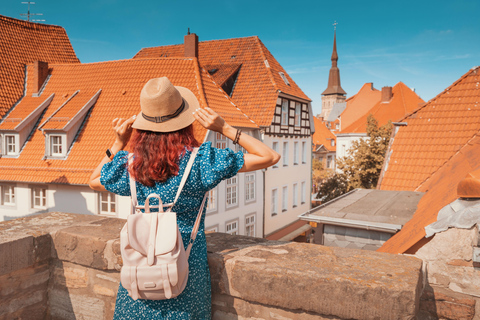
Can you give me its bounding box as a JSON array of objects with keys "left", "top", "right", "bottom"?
[
  {"left": 1, "top": 185, "right": 15, "bottom": 206},
  {"left": 294, "top": 142, "right": 299, "bottom": 165},
  {"left": 50, "top": 135, "right": 63, "bottom": 156},
  {"left": 5, "top": 135, "right": 16, "bottom": 155},
  {"left": 327, "top": 156, "right": 333, "bottom": 169},
  {"left": 206, "top": 188, "right": 217, "bottom": 212},
  {"left": 245, "top": 173, "right": 255, "bottom": 202},
  {"left": 331, "top": 139, "right": 335, "bottom": 147},
  {"left": 226, "top": 176, "right": 238, "bottom": 207},
  {"left": 281, "top": 99, "right": 288, "bottom": 126},
  {"left": 301, "top": 181, "right": 306, "bottom": 204},
  {"left": 206, "top": 225, "right": 218, "bottom": 232},
  {"left": 225, "top": 220, "right": 238, "bottom": 235},
  {"left": 282, "top": 186, "right": 288, "bottom": 212},
  {"left": 272, "top": 142, "right": 279, "bottom": 168},
  {"left": 215, "top": 133, "right": 227, "bottom": 149},
  {"left": 245, "top": 214, "right": 255, "bottom": 237},
  {"left": 271, "top": 189, "right": 278, "bottom": 216},
  {"left": 283, "top": 142, "right": 288, "bottom": 166},
  {"left": 302, "top": 141, "right": 307, "bottom": 164},
  {"left": 279, "top": 72, "right": 290, "bottom": 86},
  {"left": 31, "top": 187, "right": 46, "bottom": 209},
  {"left": 336, "top": 123, "right": 340, "bottom": 130},
  {"left": 295, "top": 102, "right": 301, "bottom": 127},
  {"left": 99, "top": 192, "right": 116, "bottom": 215},
  {"left": 293, "top": 183, "right": 298, "bottom": 207}
]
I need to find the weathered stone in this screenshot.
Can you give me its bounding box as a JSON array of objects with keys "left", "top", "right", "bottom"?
[
  {"left": 207, "top": 232, "right": 423, "bottom": 320},
  {"left": 53, "top": 265, "right": 88, "bottom": 289},
  {"left": 0, "top": 234, "right": 34, "bottom": 276},
  {"left": 93, "top": 284, "right": 115, "bottom": 297},
  {"left": 420, "top": 285, "right": 476, "bottom": 320},
  {"left": 49, "top": 290, "right": 105, "bottom": 320},
  {"left": 447, "top": 259, "right": 474, "bottom": 267}
]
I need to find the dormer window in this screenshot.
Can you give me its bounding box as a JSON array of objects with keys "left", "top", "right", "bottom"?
[
  {"left": 5, "top": 135, "right": 17, "bottom": 155},
  {"left": 50, "top": 135, "right": 64, "bottom": 156}
]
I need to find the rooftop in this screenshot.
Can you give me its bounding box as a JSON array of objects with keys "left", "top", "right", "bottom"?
[
  {"left": 312, "top": 116, "right": 336, "bottom": 152},
  {"left": 134, "top": 36, "right": 311, "bottom": 127},
  {"left": 0, "top": 15, "right": 79, "bottom": 118}
]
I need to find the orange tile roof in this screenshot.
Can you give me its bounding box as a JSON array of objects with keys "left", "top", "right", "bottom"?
[
  {"left": 0, "top": 94, "right": 53, "bottom": 130},
  {"left": 0, "top": 15, "right": 79, "bottom": 119},
  {"left": 377, "top": 66, "right": 480, "bottom": 254},
  {"left": 0, "top": 58, "right": 257, "bottom": 185},
  {"left": 379, "top": 67, "right": 480, "bottom": 191},
  {"left": 340, "top": 83, "right": 381, "bottom": 130},
  {"left": 340, "top": 82, "right": 424, "bottom": 134},
  {"left": 134, "top": 36, "right": 311, "bottom": 126},
  {"left": 312, "top": 117, "right": 336, "bottom": 152},
  {"left": 203, "top": 63, "right": 242, "bottom": 87}
]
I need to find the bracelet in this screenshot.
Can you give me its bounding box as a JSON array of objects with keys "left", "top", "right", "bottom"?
[{"left": 233, "top": 129, "right": 242, "bottom": 145}]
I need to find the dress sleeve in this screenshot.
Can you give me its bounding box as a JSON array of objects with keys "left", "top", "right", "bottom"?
[
  {"left": 100, "top": 150, "right": 131, "bottom": 196},
  {"left": 198, "top": 141, "right": 245, "bottom": 191}
]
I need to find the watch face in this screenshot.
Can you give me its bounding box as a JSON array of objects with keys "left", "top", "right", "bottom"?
[{"left": 106, "top": 149, "right": 113, "bottom": 158}]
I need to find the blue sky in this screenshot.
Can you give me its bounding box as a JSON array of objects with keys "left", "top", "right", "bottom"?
[{"left": 3, "top": 0, "right": 479, "bottom": 115}]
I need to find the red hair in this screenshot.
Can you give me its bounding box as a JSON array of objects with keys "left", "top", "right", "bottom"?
[{"left": 128, "top": 124, "right": 200, "bottom": 187}]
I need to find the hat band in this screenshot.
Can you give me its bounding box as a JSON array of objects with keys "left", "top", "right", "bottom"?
[{"left": 142, "top": 99, "right": 186, "bottom": 123}]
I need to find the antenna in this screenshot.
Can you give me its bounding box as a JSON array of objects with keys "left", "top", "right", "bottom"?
[
  {"left": 333, "top": 21, "right": 338, "bottom": 31},
  {"left": 20, "top": 2, "right": 45, "bottom": 22},
  {"left": 188, "top": 28, "right": 190, "bottom": 35}
]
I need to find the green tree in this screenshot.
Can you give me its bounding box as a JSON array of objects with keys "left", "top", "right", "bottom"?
[
  {"left": 312, "top": 158, "right": 333, "bottom": 193},
  {"left": 316, "top": 173, "right": 352, "bottom": 203},
  {"left": 337, "top": 114, "right": 393, "bottom": 189}
]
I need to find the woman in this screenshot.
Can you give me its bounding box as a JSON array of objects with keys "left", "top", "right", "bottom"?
[{"left": 89, "top": 77, "right": 280, "bottom": 319}]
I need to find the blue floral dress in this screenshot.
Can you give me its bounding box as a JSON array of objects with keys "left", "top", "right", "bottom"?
[{"left": 100, "top": 141, "right": 244, "bottom": 320}]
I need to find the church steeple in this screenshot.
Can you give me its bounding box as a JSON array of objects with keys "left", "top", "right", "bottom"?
[
  {"left": 320, "top": 25, "right": 347, "bottom": 120},
  {"left": 322, "top": 30, "right": 346, "bottom": 96}
]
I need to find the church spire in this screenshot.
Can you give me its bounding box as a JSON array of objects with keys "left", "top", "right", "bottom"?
[{"left": 322, "top": 29, "right": 346, "bottom": 96}]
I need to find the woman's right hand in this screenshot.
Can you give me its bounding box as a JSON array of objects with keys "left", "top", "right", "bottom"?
[{"left": 193, "top": 107, "right": 229, "bottom": 133}]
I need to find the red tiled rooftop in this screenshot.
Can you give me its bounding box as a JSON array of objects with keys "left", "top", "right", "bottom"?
[
  {"left": 379, "top": 67, "right": 480, "bottom": 192},
  {"left": 339, "top": 83, "right": 381, "bottom": 130},
  {"left": 134, "top": 36, "right": 311, "bottom": 127},
  {"left": 341, "top": 82, "right": 424, "bottom": 134},
  {"left": 378, "top": 66, "right": 480, "bottom": 254},
  {"left": 0, "top": 58, "right": 257, "bottom": 185},
  {"left": 312, "top": 117, "right": 336, "bottom": 152},
  {"left": 0, "top": 15, "right": 78, "bottom": 118}
]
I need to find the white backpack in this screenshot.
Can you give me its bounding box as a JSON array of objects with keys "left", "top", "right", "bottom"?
[{"left": 120, "top": 148, "right": 207, "bottom": 300}]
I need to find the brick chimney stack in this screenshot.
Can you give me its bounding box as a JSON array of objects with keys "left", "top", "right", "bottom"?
[
  {"left": 184, "top": 32, "right": 198, "bottom": 58},
  {"left": 381, "top": 86, "right": 393, "bottom": 102},
  {"left": 33, "top": 61, "right": 49, "bottom": 94}
]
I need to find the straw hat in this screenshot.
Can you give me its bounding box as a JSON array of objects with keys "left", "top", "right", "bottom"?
[{"left": 132, "top": 77, "right": 199, "bottom": 132}]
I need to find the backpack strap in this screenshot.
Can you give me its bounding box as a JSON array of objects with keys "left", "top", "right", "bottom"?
[
  {"left": 128, "top": 153, "right": 137, "bottom": 215},
  {"left": 186, "top": 192, "right": 207, "bottom": 258}
]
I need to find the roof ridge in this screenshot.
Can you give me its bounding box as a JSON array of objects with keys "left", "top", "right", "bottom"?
[
  {"left": 192, "top": 58, "right": 208, "bottom": 109},
  {"left": 399, "top": 66, "right": 479, "bottom": 122},
  {"left": 415, "top": 128, "right": 480, "bottom": 192},
  {"left": 254, "top": 37, "right": 279, "bottom": 92},
  {"left": 47, "top": 57, "right": 194, "bottom": 67},
  {"left": 0, "top": 14, "right": 64, "bottom": 29}
]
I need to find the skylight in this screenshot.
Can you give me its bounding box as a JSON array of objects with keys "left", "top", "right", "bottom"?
[{"left": 279, "top": 72, "right": 290, "bottom": 86}]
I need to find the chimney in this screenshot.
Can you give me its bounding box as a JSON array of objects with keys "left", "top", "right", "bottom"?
[
  {"left": 33, "top": 61, "right": 49, "bottom": 95},
  {"left": 381, "top": 86, "right": 393, "bottom": 102},
  {"left": 184, "top": 32, "right": 198, "bottom": 58}
]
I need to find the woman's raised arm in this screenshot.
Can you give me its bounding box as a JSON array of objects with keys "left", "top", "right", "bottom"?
[{"left": 193, "top": 107, "right": 280, "bottom": 172}]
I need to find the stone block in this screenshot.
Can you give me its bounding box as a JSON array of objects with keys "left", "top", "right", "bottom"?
[
  {"left": 420, "top": 285, "right": 476, "bottom": 320},
  {"left": 0, "top": 235, "right": 34, "bottom": 276},
  {"left": 93, "top": 284, "right": 115, "bottom": 297},
  {"left": 49, "top": 290, "right": 105, "bottom": 320},
  {"left": 207, "top": 232, "right": 423, "bottom": 320}
]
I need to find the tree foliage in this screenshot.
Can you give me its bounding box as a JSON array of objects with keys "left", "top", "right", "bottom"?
[
  {"left": 337, "top": 114, "right": 393, "bottom": 189},
  {"left": 312, "top": 158, "right": 333, "bottom": 191},
  {"left": 316, "top": 173, "right": 352, "bottom": 203}
]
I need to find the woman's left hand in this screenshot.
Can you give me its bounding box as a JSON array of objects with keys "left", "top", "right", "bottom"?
[{"left": 113, "top": 115, "right": 136, "bottom": 149}]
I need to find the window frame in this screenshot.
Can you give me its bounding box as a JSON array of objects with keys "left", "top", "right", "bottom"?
[
  {"left": 245, "top": 173, "right": 256, "bottom": 203},
  {"left": 293, "top": 183, "right": 298, "bottom": 208},
  {"left": 301, "top": 181, "right": 306, "bottom": 204},
  {"left": 302, "top": 141, "right": 307, "bottom": 164},
  {"left": 31, "top": 186, "right": 47, "bottom": 209},
  {"left": 1, "top": 184, "right": 16, "bottom": 206},
  {"left": 281, "top": 99, "right": 288, "bottom": 126},
  {"left": 205, "top": 225, "right": 219, "bottom": 233},
  {"left": 215, "top": 132, "right": 227, "bottom": 149},
  {"left": 294, "top": 102, "right": 301, "bottom": 127},
  {"left": 245, "top": 214, "right": 256, "bottom": 237},
  {"left": 226, "top": 175, "right": 238, "bottom": 208},
  {"left": 271, "top": 188, "right": 278, "bottom": 216},
  {"left": 282, "top": 141, "right": 289, "bottom": 166},
  {"left": 50, "top": 135, "right": 64, "bottom": 157},
  {"left": 99, "top": 191, "right": 117, "bottom": 216},
  {"left": 225, "top": 219, "right": 239, "bottom": 235},
  {"left": 206, "top": 187, "right": 217, "bottom": 213},
  {"left": 282, "top": 185, "right": 288, "bottom": 212},
  {"left": 272, "top": 141, "right": 279, "bottom": 168},
  {"left": 294, "top": 141, "right": 299, "bottom": 165},
  {"left": 5, "top": 134, "right": 17, "bottom": 155}
]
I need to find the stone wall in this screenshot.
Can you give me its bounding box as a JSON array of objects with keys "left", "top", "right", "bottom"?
[
  {"left": 414, "top": 227, "right": 480, "bottom": 320},
  {"left": 0, "top": 212, "right": 424, "bottom": 320}
]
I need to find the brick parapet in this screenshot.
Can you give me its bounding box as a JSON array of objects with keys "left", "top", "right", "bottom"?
[{"left": 0, "top": 212, "right": 424, "bottom": 320}]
